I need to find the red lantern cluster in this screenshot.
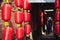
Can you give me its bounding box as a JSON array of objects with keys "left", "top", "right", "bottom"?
[
  {"left": 1, "top": 0, "right": 13, "bottom": 40},
  {"left": 54, "top": 0, "right": 60, "bottom": 37},
  {"left": 1, "top": 0, "right": 32, "bottom": 40},
  {"left": 14, "top": 0, "right": 31, "bottom": 39},
  {"left": 14, "top": 11, "right": 24, "bottom": 40},
  {"left": 24, "top": 11, "right": 31, "bottom": 38},
  {"left": 14, "top": 0, "right": 25, "bottom": 40},
  {"left": 54, "top": 11, "right": 60, "bottom": 36},
  {"left": 23, "top": 0, "right": 32, "bottom": 38}
]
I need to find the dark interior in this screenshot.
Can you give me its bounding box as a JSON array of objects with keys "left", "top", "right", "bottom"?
[{"left": 31, "top": 3, "right": 60, "bottom": 40}]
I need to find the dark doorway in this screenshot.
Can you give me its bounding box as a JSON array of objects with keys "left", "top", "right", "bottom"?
[{"left": 31, "top": 3, "right": 56, "bottom": 40}]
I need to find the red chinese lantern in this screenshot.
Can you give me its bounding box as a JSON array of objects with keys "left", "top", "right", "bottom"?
[
  {"left": 14, "top": 11, "right": 24, "bottom": 24},
  {"left": 24, "top": 24, "right": 31, "bottom": 35},
  {"left": 2, "top": 27, "right": 13, "bottom": 40},
  {"left": 2, "top": 0, "right": 13, "bottom": 40},
  {"left": 55, "top": 0, "right": 60, "bottom": 8},
  {"left": 2, "top": 4, "right": 12, "bottom": 21},
  {"left": 54, "top": 21, "right": 60, "bottom": 35},
  {"left": 24, "top": 0, "right": 31, "bottom": 10},
  {"left": 24, "top": 12, "right": 30, "bottom": 22},
  {"left": 15, "top": 27, "right": 24, "bottom": 40},
  {"left": 14, "top": 0, "right": 24, "bottom": 8},
  {"left": 40, "top": 11, "right": 44, "bottom": 27},
  {"left": 54, "top": 11, "right": 60, "bottom": 21},
  {"left": 54, "top": 3, "right": 60, "bottom": 36}
]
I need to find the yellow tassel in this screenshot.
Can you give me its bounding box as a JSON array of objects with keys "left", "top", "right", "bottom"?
[
  {"left": 26, "top": 34, "right": 30, "bottom": 37},
  {"left": 58, "top": 35, "right": 60, "bottom": 37},
  {"left": 25, "top": 22, "right": 29, "bottom": 25},
  {"left": 3, "top": 0, "right": 9, "bottom": 3},
  {"left": 28, "top": 10, "right": 30, "bottom": 12},
  {"left": 55, "top": 21, "right": 59, "bottom": 25},
  {"left": 16, "top": 24, "right": 21, "bottom": 27},
  {"left": 17, "top": 7, "right": 21, "bottom": 11},
  {"left": 24, "top": 10, "right": 27, "bottom": 13},
  {"left": 56, "top": 8, "right": 60, "bottom": 12},
  {"left": 4, "top": 22, "right": 9, "bottom": 26}
]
